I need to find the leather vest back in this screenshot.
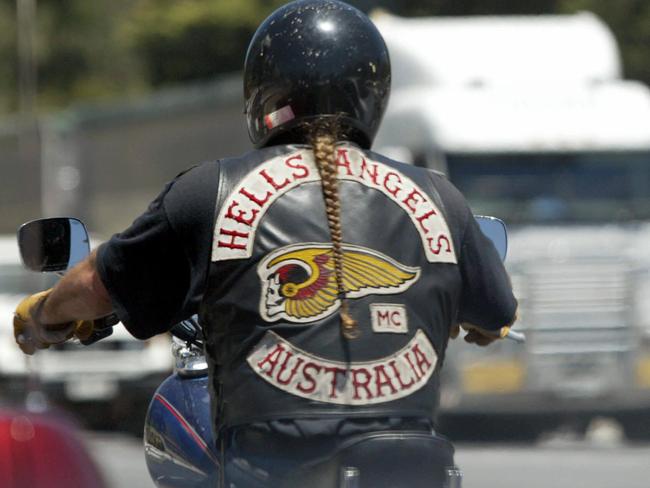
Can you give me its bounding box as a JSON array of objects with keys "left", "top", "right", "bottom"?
[{"left": 199, "top": 143, "right": 463, "bottom": 431}]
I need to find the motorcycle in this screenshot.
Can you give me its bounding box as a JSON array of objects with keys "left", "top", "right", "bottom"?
[{"left": 16, "top": 216, "right": 522, "bottom": 488}]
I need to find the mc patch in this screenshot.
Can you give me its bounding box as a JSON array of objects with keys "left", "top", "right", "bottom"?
[
  {"left": 370, "top": 304, "right": 408, "bottom": 334},
  {"left": 258, "top": 243, "right": 420, "bottom": 324}
]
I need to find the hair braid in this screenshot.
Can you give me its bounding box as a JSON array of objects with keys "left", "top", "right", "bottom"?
[{"left": 310, "top": 124, "right": 359, "bottom": 340}]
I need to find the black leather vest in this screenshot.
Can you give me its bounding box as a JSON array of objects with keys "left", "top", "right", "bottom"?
[{"left": 199, "top": 144, "right": 463, "bottom": 432}]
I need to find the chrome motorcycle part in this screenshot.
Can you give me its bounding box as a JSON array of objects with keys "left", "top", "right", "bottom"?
[
  {"left": 172, "top": 337, "right": 208, "bottom": 377},
  {"left": 340, "top": 466, "right": 360, "bottom": 488},
  {"left": 445, "top": 466, "right": 463, "bottom": 488}
]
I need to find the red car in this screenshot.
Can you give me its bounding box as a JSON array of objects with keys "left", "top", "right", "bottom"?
[{"left": 0, "top": 407, "right": 107, "bottom": 488}]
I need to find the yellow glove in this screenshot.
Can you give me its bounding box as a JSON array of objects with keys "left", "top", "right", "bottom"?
[
  {"left": 450, "top": 323, "right": 513, "bottom": 347},
  {"left": 14, "top": 289, "right": 95, "bottom": 355}
]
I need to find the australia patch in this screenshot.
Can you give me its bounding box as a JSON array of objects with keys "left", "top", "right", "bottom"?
[{"left": 247, "top": 329, "right": 438, "bottom": 405}]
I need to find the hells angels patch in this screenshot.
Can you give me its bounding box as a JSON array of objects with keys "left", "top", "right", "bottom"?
[
  {"left": 247, "top": 330, "right": 438, "bottom": 405},
  {"left": 212, "top": 145, "right": 456, "bottom": 264},
  {"left": 258, "top": 243, "right": 420, "bottom": 323}
]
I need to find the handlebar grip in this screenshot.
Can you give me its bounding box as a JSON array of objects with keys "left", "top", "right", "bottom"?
[
  {"left": 80, "top": 326, "right": 113, "bottom": 346},
  {"left": 504, "top": 329, "right": 526, "bottom": 343},
  {"left": 79, "top": 313, "right": 118, "bottom": 345},
  {"left": 94, "top": 313, "right": 119, "bottom": 330}
]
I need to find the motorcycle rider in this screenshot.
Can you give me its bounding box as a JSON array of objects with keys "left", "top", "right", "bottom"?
[{"left": 14, "top": 0, "right": 517, "bottom": 485}]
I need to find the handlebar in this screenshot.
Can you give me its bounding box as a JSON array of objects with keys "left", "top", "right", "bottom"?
[
  {"left": 80, "top": 313, "right": 204, "bottom": 348},
  {"left": 170, "top": 316, "right": 204, "bottom": 348},
  {"left": 80, "top": 313, "right": 119, "bottom": 345},
  {"left": 504, "top": 329, "right": 526, "bottom": 343}
]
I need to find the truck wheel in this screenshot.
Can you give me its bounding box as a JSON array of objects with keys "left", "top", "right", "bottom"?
[
  {"left": 619, "top": 412, "right": 650, "bottom": 441},
  {"left": 438, "top": 414, "right": 550, "bottom": 443}
]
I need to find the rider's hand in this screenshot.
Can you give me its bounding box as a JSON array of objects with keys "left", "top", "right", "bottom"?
[
  {"left": 14, "top": 289, "right": 95, "bottom": 355},
  {"left": 450, "top": 323, "right": 514, "bottom": 347}
]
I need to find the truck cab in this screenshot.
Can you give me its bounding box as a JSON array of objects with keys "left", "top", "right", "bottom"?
[{"left": 374, "top": 12, "right": 650, "bottom": 439}]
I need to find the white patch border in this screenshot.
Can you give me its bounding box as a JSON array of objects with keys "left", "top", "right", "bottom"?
[
  {"left": 257, "top": 242, "right": 421, "bottom": 324},
  {"left": 247, "top": 329, "right": 438, "bottom": 406},
  {"left": 370, "top": 303, "right": 409, "bottom": 334}
]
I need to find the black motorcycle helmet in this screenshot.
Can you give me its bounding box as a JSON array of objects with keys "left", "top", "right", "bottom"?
[{"left": 244, "top": 0, "right": 391, "bottom": 149}]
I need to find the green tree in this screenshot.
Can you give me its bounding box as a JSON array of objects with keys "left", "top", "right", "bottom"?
[
  {"left": 36, "top": 0, "right": 144, "bottom": 108},
  {"left": 364, "top": 0, "right": 558, "bottom": 16},
  {"left": 0, "top": 1, "right": 17, "bottom": 113},
  {"left": 559, "top": 0, "right": 650, "bottom": 83},
  {"left": 0, "top": 0, "right": 649, "bottom": 115},
  {"left": 122, "top": 0, "right": 287, "bottom": 86}
]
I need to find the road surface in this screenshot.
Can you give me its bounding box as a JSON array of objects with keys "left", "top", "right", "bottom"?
[{"left": 85, "top": 431, "right": 650, "bottom": 488}]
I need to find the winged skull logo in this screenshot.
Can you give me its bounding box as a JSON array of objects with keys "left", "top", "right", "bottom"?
[{"left": 258, "top": 243, "right": 421, "bottom": 323}]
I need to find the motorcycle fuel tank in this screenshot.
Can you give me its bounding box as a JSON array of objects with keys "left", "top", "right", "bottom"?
[{"left": 144, "top": 372, "right": 219, "bottom": 487}]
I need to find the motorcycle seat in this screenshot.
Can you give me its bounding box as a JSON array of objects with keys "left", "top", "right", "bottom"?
[
  {"left": 279, "top": 430, "right": 456, "bottom": 488},
  {"left": 225, "top": 430, "right": 460, "bottom": 488}
]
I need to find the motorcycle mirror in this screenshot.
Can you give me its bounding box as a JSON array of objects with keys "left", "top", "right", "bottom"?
[
  {"left": 475, "top": 215, "right": 508, "bottom": 261},
  {"left": 18, "top": 218, "right": 90, "bottom": 272}
]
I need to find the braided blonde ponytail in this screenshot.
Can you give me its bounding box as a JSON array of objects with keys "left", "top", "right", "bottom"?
[{"left": 310, "top": 123, "right": 359, "bottom": 340}]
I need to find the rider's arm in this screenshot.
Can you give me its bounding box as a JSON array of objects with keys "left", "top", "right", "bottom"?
[
  {"left": 96, "top": 162, "right": 219, "bottom": 339},
  {"left": 14, "top": 250, "right": 113, "bottom": 354},
  {"left": 39, "top": 250, "right": 113, "bottom": 324},
  {"left": 456, "top": 213, "right": 518, "bottom": 331},
  {"left": 431, "top": 173, "right": 517, "bottom": 342},
  {"left": 454, "top": 213, "right": 518, "bottom": 345}
]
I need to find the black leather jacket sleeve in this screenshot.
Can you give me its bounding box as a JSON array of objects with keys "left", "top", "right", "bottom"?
[
  {"left": 434, "top": 174, "right": 518, "bottom": 331},
  {"left": 457, "top": 210, "right": 518, "bottom": 331},
  {"left": 96, "top": 162, "right": 219, "bottom": 340}
]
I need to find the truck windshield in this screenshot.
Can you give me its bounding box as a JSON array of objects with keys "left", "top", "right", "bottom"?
[{"left": 447, "top": 152, "right": 650, "bottom": 224}]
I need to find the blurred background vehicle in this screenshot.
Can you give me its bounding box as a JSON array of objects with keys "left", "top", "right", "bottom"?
[
  {"left": 0, "top": 406, "right": 107, "bottom": 488},
  {"left": 0, "top": 235, "right": 172, "bottom": 434},
  {"left": 372, "top": 12, "right": 650, "bottom": 441}
]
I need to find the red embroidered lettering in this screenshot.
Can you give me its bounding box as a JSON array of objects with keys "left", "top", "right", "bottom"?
[
  {"left": 412, "top": 343, "right": 433, "bottom": 377},
  {"left": 359, "top": 159, "right": 379, "bottom": 185},
  {"left": 383, "top": 172, "right": 402, "bottom": 197},
  {"left": 277, "top": 356, "right": 304, "bottom": 386},
  {"left": 405, "top": 351, "right": 422, "bottom": 381},
  {"left": 377, "top": 310, "right": 391, "bottom": 326},
  {"left": 336, "top": 149, "right": 354, "bottom": 176},
  {"left": 217, "top": 229, "right": 249, "bottom": 250},
  {"left": 285, "top": 154, "right": 310, "bottom": 179},
  {"left": 374, "top": 365, "right": 398, "bottom": 397},
  {"left": 225, "top": 201, "right": 258, "bottom": 227},
  {"left": 390, "top": 311, "right": 402, "bottom": 326},
  {"left": 248, "top": 330, "right": 438, "bottom": 405},
  {"left": 323, "top": 366, "right": 346, "bottom": 399},
  {"left": 389, "top": 360, "right": 415, "bottom": 390},
  {"left": 427, "top": 235, "right": 452, "bottom": 255},
  {"left": 403, "top": 188, "right": 426, "bottom": 213},
  {"left": 256, "top": 344, "right": 285, "bottom": 378},
  {"left": 259, "top": 169, "right": 290, "bottom": 191},
  {"left": 352, "top": 368, "right": 374, "bottom": 400},
  {"left": 297, "top": 362, "right": 321, "bottom": 394},
  {"left": 239, "top": 187, "right": 272, "bottom": 207},
  {"left": 415, "top": 209, "right": 437, "bottom": 234}
]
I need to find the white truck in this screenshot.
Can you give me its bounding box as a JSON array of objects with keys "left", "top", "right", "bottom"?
[
  {"left": 373, "top": 12, "right": 650, "bottom": 439},
  {"left": 0, "top": 236, "right": 172, "bottom": 433}
]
